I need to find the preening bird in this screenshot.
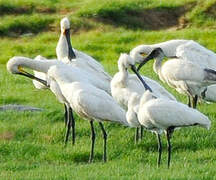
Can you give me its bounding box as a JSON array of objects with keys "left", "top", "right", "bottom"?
[
  {"left": 111, "top": 53, "right": 176, "bottom": 142},
  {"left": 129, "top": 39, "right": 189, "bottom": 62},
  {"left": 56, "top": 17, "right": 112, "bottom": 85},
  {"left": 137, "top": 48, "right": 216, "bottom": 108},
  {"left": 7, "top": 56, "right": 76, "bottom": 144},
  {"left": 47, "top": 65, "right": 130, "bottom": 162},
  {"left": 130, "top": 39, "right": 216, "bottom": 105},
  {"left": 7, "top": 56, "right": 111, "bottom": 144},
  {"left": 126, "top": 72, "right": 211, "bottom": 168}
]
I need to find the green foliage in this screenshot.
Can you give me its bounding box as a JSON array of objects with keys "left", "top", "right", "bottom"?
[
  {"left": 187, "top": 0, "right": 216, "bottom": 28},
  {"left": 0, "top": 14, "right": 55, "bottom": 36}
]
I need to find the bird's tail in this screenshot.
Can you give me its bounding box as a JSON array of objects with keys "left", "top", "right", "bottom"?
[{"left": 204, "top": 68, "right": 216, "bottom": 82}]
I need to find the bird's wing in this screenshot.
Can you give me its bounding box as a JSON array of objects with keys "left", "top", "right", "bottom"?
[
  {"left": 71, "top": 83, "right": 127, "bottom": 125},
  {"left": 203, "top": 85, "right": 216, "bottom": 102},
  {"left": 143, "top": 99, "right": 210, "bottom": 130},
  {"left": 128, "top": 75, "right": 176, "bottom": 101},
  {"left": 176, "top": 41, "right": 216, "bottom": 69},
  {"left": 162, "top": 59, "right": 205, "bottom": 82},
  {"left": 143, "top": 76, "right": 176, "bottom": 101},
  {"left": 74, "top": 49, "right": 112, "bottom": 81}
]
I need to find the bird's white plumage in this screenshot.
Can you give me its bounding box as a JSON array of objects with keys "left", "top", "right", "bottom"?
[
  {"left": 126, "top": 93, "right": 140, "bottom": 127},
  {"left": 176, "top": 40, "right": 216, "bottom": 69},
  {"left": 130, "top": 39, "right": 189, "bottom": 63},
  {"left": 152, "top": 49, "right": 216, "bottom": 98},
  {"left": 47, "top": 69, "right": 129, "bottom": 126},
  {"left": 60, "top": 17, "right": 70, "bottom": 31},
  {"left": 32, "top": 55, "right": 49, "bottom": 90},
  {"left": 137, "top": 91, "right": 211, "bottom": 133},
  {"left": 111, "top": 53, "right": 176, "bottom": 110}
]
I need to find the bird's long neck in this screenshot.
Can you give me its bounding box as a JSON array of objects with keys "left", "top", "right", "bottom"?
[
  {"left": 140, "top": 40, "right": 187, "bottom": 57},
  {"left": 56, "top": 33, "right": 68, "bottom": 61},
  {"left": 153, "top": 54, "right": 164, "bottom": 75},
  {"left": 17, "top": 57, "right": 59, "bottom": 73},
  {"left": 118, "top": 64, "right": 129, "bottom": 87}
]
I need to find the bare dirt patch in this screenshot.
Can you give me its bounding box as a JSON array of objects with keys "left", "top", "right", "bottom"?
[
  {"left": 204, "top": 2, "right": 216, "bottom": 18},
  {"left": 92, "top": 3, "right": 195, "bottom": 30},
  {"left": 0, "top": 131, "right": 14, "bottom": 140}
]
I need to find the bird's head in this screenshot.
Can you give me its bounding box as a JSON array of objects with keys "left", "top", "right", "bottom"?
[
  {"left": 59, "top": 17, "right": 76, "bottom": 60},
  {"left": 60, "top": 17, "right": 70, "bottom": 34},
  {"left": 130, "top": 45, "right": 153, "bottom": 64},
  {"left": 7, "top": 56, "right": 49, "bottom": 87},
  {"left": 117, "top": 53, "right": 153, "bottom": 92},
  {"left": 118, "top": 53, "right": 135, "bottom": 70},
  {"left": 137, "top": 47, "right": 164, "bottom": 71}
]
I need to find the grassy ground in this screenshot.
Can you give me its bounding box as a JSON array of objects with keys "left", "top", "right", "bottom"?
[{"left": 1, "top": 0, "right": 216, "bottom": 179}]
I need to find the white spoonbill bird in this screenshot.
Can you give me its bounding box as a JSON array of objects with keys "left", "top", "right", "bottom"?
[
  {"left": 137, "top": 48, "right": 216, "bottom": 108},
  {"left": 7, "top": 56, "right": 75, "bottom": 144},
  {"left": 126, "top": 74, "right": 211, "bottom": 168},
  {"left": 111, "top": 53, "right": 176, "bottom": 142},
  {"left": 130, "top": 40, "right": 216, "bottom": 105},
  {"left": 7, "top": 56, "right": 111, "bottom": 144},
  {"left": 47, "top": 65, "right": 130, "bottom": 162},
  {"left": 56, "top": 17, "right": 111, "bottom": 84}
]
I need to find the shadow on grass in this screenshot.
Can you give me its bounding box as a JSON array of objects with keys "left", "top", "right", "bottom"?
[
  {"left": 0, "top": 4, "right": 56, "bottom": 16},
  {"left": 0, "top": 97, "right": 28, "bottom": 104},
  {"left": 72, "top": 152, "right": 102, "bottom": 163},
  {"left": 0, "top": 16, "right": 55, "bottom": 37}
]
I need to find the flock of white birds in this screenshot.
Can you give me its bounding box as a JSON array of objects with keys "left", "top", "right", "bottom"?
[{"left": 7, "top": 17, "right": 216, "bottom": 168}]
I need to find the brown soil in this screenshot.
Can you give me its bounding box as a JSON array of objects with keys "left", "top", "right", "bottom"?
[
  {"left": 0, "top": 131, "right": 14, "bottom": 140},
  {"left": 205, "top": 2, "right": 216, "bottom": 18},
  {"left": 93, "top": 3, "right": 195, "bottom": 30}
]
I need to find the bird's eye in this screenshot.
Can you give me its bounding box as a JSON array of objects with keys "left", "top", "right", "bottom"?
[{"left": 139, "top": 52, "right": 146, "bottom": 56}]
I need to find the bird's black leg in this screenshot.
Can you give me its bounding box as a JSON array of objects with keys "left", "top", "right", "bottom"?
[
  {"left": 140, "top": 126, "right": 144, "bottom": 141},
  {"left": 69, "top": 107, "right": 75, "bottom": 145},
  {"left": 166, "top": 127, "right": 174, "bottom": 168},
  {"left": 187, "top": 95, "right": 191, "bottom": 107},
  {"left": 64, "top": 104, "right": 68, "bottom": 126},
  {"left": 99, "top": 122, "right": 107, "bottom": 162},
  {"left": 157, "top": 133, "right": 162, "bottom": 167},
  {"left": 135, "top": 127, "right": 139, "bottom": 144},
  {"left": 192, "top": 95, "right": 198, "bottom": 109},
  {"left": 89, "top": 121, "right": 95, "bottom": 163},
  {"left": 65, "top": 106, "right": 71, "bottom": 145}
]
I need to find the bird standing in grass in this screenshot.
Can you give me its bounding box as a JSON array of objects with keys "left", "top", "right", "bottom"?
[
  {"left": 7, "top": 56, "right": 111, "bottom": 145},
  {"left": 137, "top": 48, "right": 216, "bottom": 108},
  {"left": 126, "top": 69, "right": 211, "bottom": 168},
  {"left": 47, "top": 65, "right": 130, "bottom": 163},
  {"left": 130, "top": 40, "right": 216, "bottom": 106},
  {"left": 55, "top": 17, "right": 112, "bottom": 145}
]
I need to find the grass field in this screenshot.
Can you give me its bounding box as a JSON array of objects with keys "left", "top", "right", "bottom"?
[{"left": 1, "top": 0, "right": 216, "bottom": 179}]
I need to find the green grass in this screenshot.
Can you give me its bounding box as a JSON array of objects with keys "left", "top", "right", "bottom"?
[{"left": 1, "top": 0, "right": 216, "bottom": 179}]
